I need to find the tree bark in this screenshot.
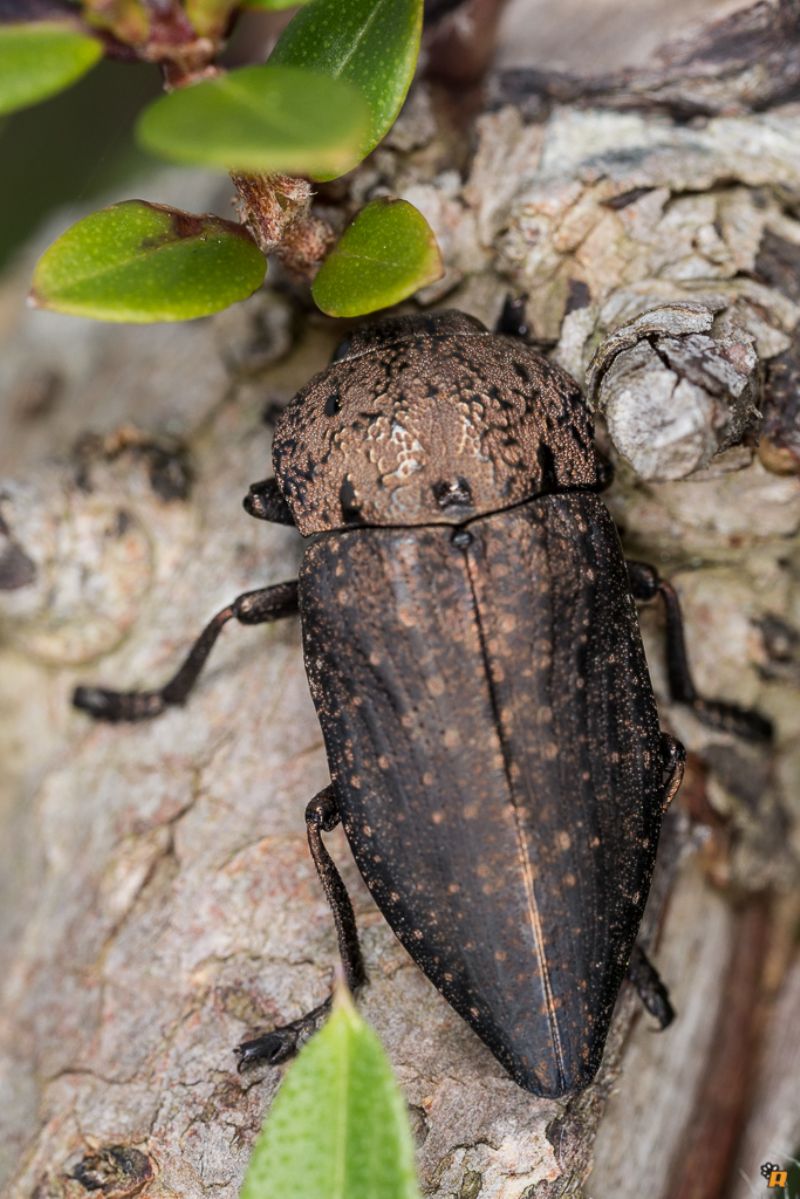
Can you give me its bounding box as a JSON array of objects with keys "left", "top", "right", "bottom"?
[{"left": 1, "top": 3, "right": 799, "bottom": 1198}]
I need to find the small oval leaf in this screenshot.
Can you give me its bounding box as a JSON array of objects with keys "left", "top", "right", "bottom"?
[
  {"left": 241, "top": 0, "right": 310, "bottom": 8},
  {"left": 83, "top": 0, "right": 150, "bottom": 46},
  {"left": 312, "top": 198, "right": 443, "bottom": 318},
  {"left": 0, "top": 21, "right": 102, "bottom": 116},
  {"left": 270, "top": 0, "right": 423, "bottom": 169},
  {"left": 136, "top": 64, "right": 369, "bottom": 179},
  {"left": 240, "top": 988, "right": 420, "bottom": 1199},
  {"left": 31, "top": 200, "right": 266, "bottom": 323},
  {"left": 184, "top": 0, "right": 237, "bottom": 38}
]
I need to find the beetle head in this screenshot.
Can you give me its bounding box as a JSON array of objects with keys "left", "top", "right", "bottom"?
[{"left": 272, "top": 311, "right": 602, "bottom": 535}]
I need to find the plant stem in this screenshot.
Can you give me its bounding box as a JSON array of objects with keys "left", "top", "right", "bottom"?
[{"left": 231, "top": 172, "right": 335, "bottom": 278}]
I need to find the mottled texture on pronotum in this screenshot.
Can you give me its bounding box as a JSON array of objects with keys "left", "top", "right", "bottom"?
[
  {"left": 272, "top": 311, "right": 602, "bottom": 535},
  {"left": 75, "top": 309, "right": 771, "bottom": 1097}
]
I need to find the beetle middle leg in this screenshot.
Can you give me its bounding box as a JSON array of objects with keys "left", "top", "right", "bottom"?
[
  {"left": 619, "top": 736, "right": 684, "bottom": 1027},
  {"left": 626, "top": 944, "right": 674, "bottom": 1028},
  {"left": 627, "top": 560, "right": 773, "bottom": 742},
  {"left": 236, "top": 784, "right": 366, "bottom": 1070},
  {"left": 73, "top": 580, "right": 298, "bottom": 723}
]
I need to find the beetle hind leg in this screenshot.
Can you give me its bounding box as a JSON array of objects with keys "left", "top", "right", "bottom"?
[
  {"left": 627, "top": 560, "right": 773, "bottom": 742},
  {"left": 236, "top": 784, "right": 366, "bottom": 1071},
  {"left": 235, "top": 1000, "right": 331, "bottom": 1070},
  {"left": 73, "top": 581, "right": 298, "bottom": 723},
  {"left": 627, "top": 944, "right": 674, "bottom": 1029},
  {"left": 659, "top": 732, "right": 685, "bottom": 813}
]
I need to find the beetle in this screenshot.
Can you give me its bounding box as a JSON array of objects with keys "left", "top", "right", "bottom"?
[{"left": 73, "top": 306, "right": 771, "bottom": 1097}]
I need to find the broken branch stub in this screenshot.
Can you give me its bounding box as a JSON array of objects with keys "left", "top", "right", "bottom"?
[{"left": 586, "top": 303, "right": 761, "bottom": 480}]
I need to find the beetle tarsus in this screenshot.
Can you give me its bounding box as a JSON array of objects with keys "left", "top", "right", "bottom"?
[
  {"left": 235, "top": 1031, "right": 297, "bottom": 1071},
  {"left": 72, "top": 581, "right": 298, "bottom": 724},
  {"left": 73, "top": 685, "right": 166, "bottom": 723},
  {"left": 235, "top": 1004, "right": 328, "bottom": 1072},
  {"left": 627, "top": 944, "right": 674, "bottom": 1029},
  {"left": 627, "top": 560, "right": 773, "bottom": 743}
]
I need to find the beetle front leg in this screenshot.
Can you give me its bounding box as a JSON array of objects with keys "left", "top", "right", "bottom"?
[
  {"left": 236, "top": 784, "right": 366, "bottom": 1071},
  {"left": 627, "top": 560, "right": 773, "bottom": 742},
  {"left": 626, "top": 944, "right": 674, "bottom": 1028},
  {"left": 73, "top": 581, "right": 298, "bottom": 723}
]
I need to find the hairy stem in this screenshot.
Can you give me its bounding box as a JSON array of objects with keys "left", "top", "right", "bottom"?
[{"left": 231, "top": 171, "right": 335, "bottom": 277}]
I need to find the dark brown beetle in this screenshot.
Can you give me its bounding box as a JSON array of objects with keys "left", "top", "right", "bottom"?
[{"left": 74, "top": 307, "right": 771, "bottom": 1097}]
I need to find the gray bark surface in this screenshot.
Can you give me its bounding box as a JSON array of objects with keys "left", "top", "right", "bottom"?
[{"left": 1, "top": 3, "right": 799, "bottom": 1198}]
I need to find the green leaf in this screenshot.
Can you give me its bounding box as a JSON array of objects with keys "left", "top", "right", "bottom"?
[
  {"left": 83, "top": 0, "right": 150, "bottom": 46},
  {"left": 312, "top": 198, "right": 443, "bottom": 318},
  {"left": 240, "top": 987, "right": 420, "bottom": 1199},
  {"left": 242, "top": 0, "right": 310, "bottom": 8},
  {"left": 30, "top": 200, "right": 266, "bottom": 323},
  {"left": 136, "top": 65, "right": 369, "bottom": 179},
  {"left": 184, "top": 0, "right": 238, "bottom": 38},
  {"left": 0, "top": 22, "right": 102, "bottom": 116},
  {"left": 270, "top": 0, "right": 423, "bottom": 169}
]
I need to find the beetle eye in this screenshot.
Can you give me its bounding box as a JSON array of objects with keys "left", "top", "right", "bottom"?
[
  {"left": 324, "top": 390, "right": 342, "bottom": 416},
  {"left": 432, "top": 477, "right": 473, "bottom": 510}
]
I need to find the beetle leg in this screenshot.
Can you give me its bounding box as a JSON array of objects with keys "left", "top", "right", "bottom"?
[
  {"left": 242, "top": 478, "right": 295, "bottom": 525},
  {"left": 305, "top": 785, "right": 367, "bottom": 993},
  {"left": 626, "top": 944, "right": 674, "bottom": 1029},
  {"left": 659, "top": 732, "right": 685, "bottom": 813},
  {"left": 627, "top": 560, "right": 773, "bottom": 742},
  {"left": 72, "top": 580, "right": 298, "bottom": 723},
  {"left": 235, "top": 785, "right": 366, "bottom": 1071},
  {"left": 495, "top": 294, "right": 531, "bottom": 340}
]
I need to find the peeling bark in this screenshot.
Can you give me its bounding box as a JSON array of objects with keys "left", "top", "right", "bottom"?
[
  {"left": 494, "top": 0, "right": 800, "bottom": 119},
  {"left": 1, "top": 3, "right": 799, "bottom": 1198}
]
